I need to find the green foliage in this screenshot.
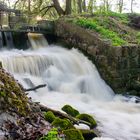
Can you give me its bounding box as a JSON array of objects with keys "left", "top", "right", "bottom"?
[
  {"left": 100, "top": 12, "right": 128, "bottom": 24},
  {"left": 76, "top": 114, "right": 97, "bottom": 129},
  {"left": 63, "top": 129, "right": 84, "bottom": 140},
  {"left": 44, "top": 111, "right": 56, "bottom": 123},
  {"left": 0, "top": 91, "right": 6, "bottom": 97},
  {"left": 39, "top": 128, "right": 59, "bottom": 140},
  {"left": 61, "top": 105, "right": 80, "bottom": 117},
  {"left": 136, "top": 32, "right": 140, "bottom": 44},
  {"left": 52, "top": 118, "right": 74, "bottom": 130},
  {"left": 74, "top": 18, "right": 126, "bottom": 46}
]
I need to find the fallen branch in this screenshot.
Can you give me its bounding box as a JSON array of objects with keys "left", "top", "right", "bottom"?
[
  {"left": 24, "top": 84, "right": 46, "bottom": 92},
  {"left": 39, "top": 104, "right": 92, "bottom": 128}
]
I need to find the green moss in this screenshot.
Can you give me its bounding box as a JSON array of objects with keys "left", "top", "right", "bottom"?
[
  {"left": 61, "top": 105, "right": 80, "bottom": 117},
  {"left": 80, "top": 129, "right": 98, "bottom": 140},
  {"left": 52, "top": 117, "right": 74, "bottom": 130},
  {"left": 76, "top": 114, "right": 97, "bottom": 129},
  {"left": 0, "top": 68, "right": 30, "bottom": 116},
  {"left": 63, "top": 129, "right": 84, "bottom": 140},
  {"left": 44, "top": 111, "right": 56, "bottom": 123}
]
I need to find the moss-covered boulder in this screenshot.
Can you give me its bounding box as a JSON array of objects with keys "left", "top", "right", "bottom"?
[
  {"left": 80, "top": 129, "right": 98, "bottom": 140},
  {"left": 64, "top": 129, "right": 84, "bottom": 140},
  {"left": 52, "top": 117, "right": 75, "bottom": 130},
  {"left": 61, "top": 105, "right": 80, "bottom": 117},
  {"left": 0, "top": 68, "right": 30, "bottom": 116},
  {"left": 44, "top": 111, "right": 56, "bottom": 123},
  {"left": 76, "top": 114, "right": 97, "bottom": 129}
]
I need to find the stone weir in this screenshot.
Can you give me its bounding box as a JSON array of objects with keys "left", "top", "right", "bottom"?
[{"left": 54, "top": 19, "right": 140, "bottom": 96}]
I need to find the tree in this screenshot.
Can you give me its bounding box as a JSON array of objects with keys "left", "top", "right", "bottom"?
[
  {"left": 117, "top": 0, "right": 124, "bottom": 13},
  {"left": 82, "top": 0, "right": 86, "bottom": 12},
  {"left": 65, "top": 0, "right": 72, "bottom": 15},
  {"left": 77, "top": 0, "right": 82, "bottom": 13},
  {"left": 52, "top": 0, "right": 64, "bottom": 15},
  {"left": 88, "top": 0, "right": 94, "bottom": 13},
  {"left": 130, "top": 0, "right": 137, "bottom": 13}
]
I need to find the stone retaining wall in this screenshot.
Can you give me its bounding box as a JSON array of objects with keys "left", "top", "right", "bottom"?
[{"left": 54, "top": 20, "right": 140, "bottom": 95}]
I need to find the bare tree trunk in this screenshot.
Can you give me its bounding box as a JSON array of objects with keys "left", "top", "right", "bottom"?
[
  {"left": 65, "top": 0, "right": 72, "bottom": 15},
  {"left": 82, "top": 0, "right": 86, "bottom": 12},
  {"left": 72, "top": 0, "right": 77, "bottom": 13},
  {"left": 52, "top": 0, "right": 64, "bottom": 16},
  {"left": 118, "top": 0, "right": 124, "bottom": 13},
  {"left": 131, "top": 0, "right": 134, "bottom": 13},
  {"left": 77, "top": 0, "right": 82, "bottom": 13},
  {"left": 88, "top": 0, "right": 93, "bottom": 13},
  {"left": 28, "top": 0, "right": 31, "bottom": 23}
]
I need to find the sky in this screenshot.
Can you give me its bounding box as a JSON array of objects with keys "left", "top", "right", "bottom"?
[{"left": 7, "top": 0, "right": 140, "bottom": 13}]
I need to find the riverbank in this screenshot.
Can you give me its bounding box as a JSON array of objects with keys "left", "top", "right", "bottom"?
[{"left": 0, "top": 63, "right": 98, "bottom": 140}]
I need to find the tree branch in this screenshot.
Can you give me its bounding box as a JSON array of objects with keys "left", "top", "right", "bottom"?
[
  {"left": 40, "top": 5, "right": 54, "bottom": 12},
  {"left": 24, "top": 84, "right": 46, "bottom": 92}
]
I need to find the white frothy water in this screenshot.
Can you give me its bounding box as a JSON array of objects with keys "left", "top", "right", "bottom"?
[{"left": 0, "top": 46, "right": 140, "bottom": 140}]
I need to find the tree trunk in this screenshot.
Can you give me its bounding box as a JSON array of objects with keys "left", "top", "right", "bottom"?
[
  {"left": 131, "top": 0, "right": 134, "bottom": 13},
  {"left": 118, "top": 0, "right": 123, "bottom": 13},
  {"left": 65, "top": 0, "right": 72, "bottom": 15},
  {"left": 77, "top": 0, "right": 82, "bottom": 13},
  {"left": 72, "top": 0, "right": 77, "bottom": 13},
  {"left": 88, "top": 0, "right": 93, "bottom": 13},
  {"left": 82, "top": 0, "right": 86, "bottom": 12},
  {"left": 28, "top": 0, "right": 31, "bottom": 23},
  {"left": 52, "top": 0, "right": 64, "bottom": 16}
]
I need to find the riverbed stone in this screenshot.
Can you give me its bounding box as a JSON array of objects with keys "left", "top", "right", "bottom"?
[{"left": 62, "top": 104, "right": 80, "bottom": 117}]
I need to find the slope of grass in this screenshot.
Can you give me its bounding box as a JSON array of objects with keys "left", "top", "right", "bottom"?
[
  {"left": 65, "top": 12, "right": 140, "bottom": 47},
  {"left": 73, "top": 18, "right": 127, "bottom": 46}
]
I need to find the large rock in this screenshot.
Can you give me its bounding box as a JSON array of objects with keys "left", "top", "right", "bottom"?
[{"left": 62, "top": 104, "right": 80, "bottom": 117}]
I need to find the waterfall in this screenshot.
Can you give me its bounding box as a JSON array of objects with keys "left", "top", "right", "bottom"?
[
  {"left": 0, "top": 42, "right": 140, "bottom": 139},
  {"left": 0, "top": 32, "right": 3, "bottom": 48},
  {"left": 27, "top": 33, "right": 48, "bottom": 49},
  {"left": 4, "top": 32, "right": 14, "bottom": 48},
  {"left": 0, "top": 46, "right": 114, "bottom": 101}
]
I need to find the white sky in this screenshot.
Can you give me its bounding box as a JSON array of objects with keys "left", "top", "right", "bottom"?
[{"left": 8, "top": 0, "right": 140, "bottom": 13}]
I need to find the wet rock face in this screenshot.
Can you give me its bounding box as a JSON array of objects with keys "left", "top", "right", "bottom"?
[{"left": 55, "top": 20, "right": 140, "bottom": 96}]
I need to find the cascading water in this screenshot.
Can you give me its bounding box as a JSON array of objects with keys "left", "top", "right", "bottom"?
[
  {"left": 0, "top": 35, "right": 140, "bottom": 140},
  {"left": 28, "top": 33, "right": 48, "bottom": 49},
  {"left": 4, "top": 32, "right": 14, "bottom": 48},
  {"left": 0, "top": 32, "right": 3, "bottom": 48}
]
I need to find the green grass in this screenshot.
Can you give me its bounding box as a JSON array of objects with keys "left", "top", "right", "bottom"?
[
  {"left": 136, "top": 32, "right": 140, "bottom": 44},
  {"left": 94, "top": 11, "right": 129, "bottom": 24},
  {"left": 73, "top": 18, "right": 126, "bottom": 46}
]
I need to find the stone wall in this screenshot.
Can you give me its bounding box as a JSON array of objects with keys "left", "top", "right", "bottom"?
[{"left": 54, "top": 19, "right": 140, "bottom": 96}]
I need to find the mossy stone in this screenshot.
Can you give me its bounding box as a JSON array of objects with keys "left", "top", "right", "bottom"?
[
  {"left": 63, "top": 129, "right": 84, "bottom": 140},
  {"left": 44, "top": 111, "right": 56, "bottom": 123},
  {"left": 80, "top": 129, "right": 98, "bottom": 140},
  {"left": 52, "top": 117, "right": 74, "bottom": 130},
  {"left": 76, "top": 114, "right": 97, "bottom": 129},
  {"left": 61, "top": 105, "right": 80, "bottom": 117}
]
